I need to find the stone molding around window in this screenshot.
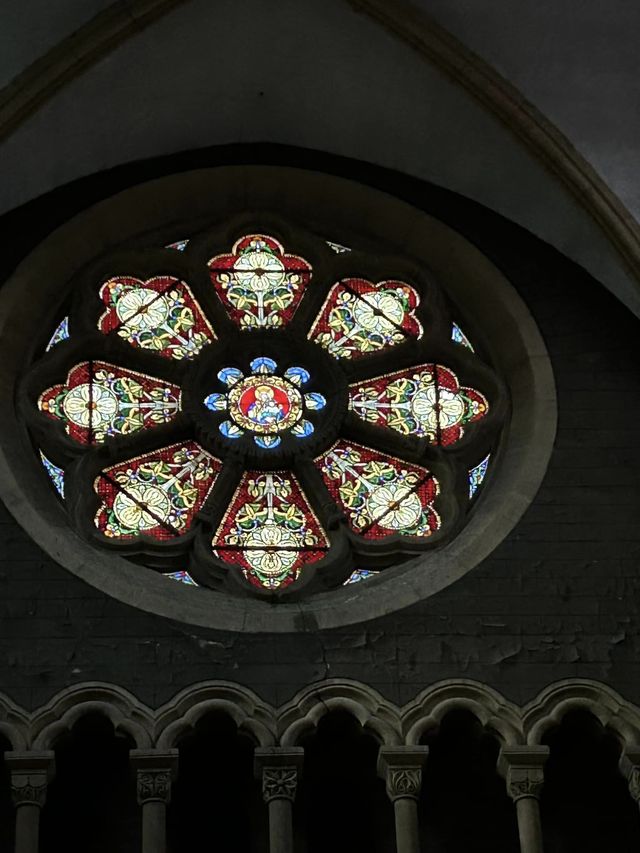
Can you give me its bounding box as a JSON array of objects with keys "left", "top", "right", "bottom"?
[
  {"left": 0, "top": 166, "right": 556, "bottom": 631},
  {"left": 1, "top": 678, "right": 639, "bottom": 755}
]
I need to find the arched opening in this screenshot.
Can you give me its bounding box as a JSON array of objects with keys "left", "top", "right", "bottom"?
[
  {"left": 0, "top": 735, "right": 14, "bottom": 853},
  {"left": 540, "top": 708, "right": 640, "bottom": 852},
  {"left": 294, "top": 709, "right": 394, "bottom": 853},
  {"left": 40, "top": 711, "right": 139, "bottom": 852},
  {"left": 419, "top": 708, "right": 519, "bottom": 852},
  {"left": 166, "top": 710, "right": 265, "bottom": 853}
]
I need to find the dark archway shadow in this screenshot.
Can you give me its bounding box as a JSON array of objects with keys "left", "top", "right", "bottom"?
[
  {"left": 541, "top": 708, "right": 640, "bottom": 853},
  {"left": 419, "top": 708, "right": 519, "bottom": 852}
]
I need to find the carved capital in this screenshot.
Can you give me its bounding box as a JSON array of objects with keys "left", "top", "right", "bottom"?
[
  {"left": 5, "top": 751, "right": 55, "bottom": 809},
  {"left": 254, "top": 747, "right": 304, "bottom": 804},
  {"left": 498, "top": 746, "right": 549, "bottom": 803},
  {"left": 130, "top": 749, "right": 178, "bottom": 805},
  {"left": 262, "top": 767, "right": 299, "bottom": 802},
  {"left": 619, "top": 748, "right": 640, "bottom": 803},
  {"left": 377, "top": 746, "right": 428, "bottom": 802}
]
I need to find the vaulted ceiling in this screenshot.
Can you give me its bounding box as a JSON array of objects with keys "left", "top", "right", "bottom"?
[{"left": 2, "top": 0, "right": 639, "bottom": 316}]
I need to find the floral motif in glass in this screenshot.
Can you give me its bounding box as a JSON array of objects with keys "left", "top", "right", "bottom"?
[
  {"left": 349, "top": 364, "right": 488, "bottom": 446},
  {"left": 94, "top": 441, "right": 220, "bottom": 540},
  {"left": 212, "top": 472, "right": 329, "bottom": 589},
  {"left": 208, "top": 234, "right": 311, "bottom": 330},
  {"left": 98, "top": 276, "right": 215, "bottom": 360},
  {"left": 38, "top": 362, "right": 182, "bottom": 444},
  {"left": 309, "top": 278, "right": 422, "bottom": 359},
  {"left": 316, "top": 440, "right": 440, "bottom": 539}
]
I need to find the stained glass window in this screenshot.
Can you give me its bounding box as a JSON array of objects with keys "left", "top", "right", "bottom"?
[
  {"left": 309, "top": 278, "right": 422, "bottom": 359},
  {"left": 348, "top": 364, "right": 488, "bottom": 445},
  {"left": 40, "top": 451, "right": 65, "bottom": 498},
  {"left": 98, "top": 276, "right": 215, "bottom": 359},
  {"left": 39, "top": 362, "right": 181, "bottom": 444},
  {"left": 469, "top": 454, "right": 491, "bottom": 499},
  {"left": 28, "top": 223, "right": 502, "bottom": 596},
  {"left": 208, "top": 234, "right": 311, "bottom": 330},
  {"left": 212, "top": 472, "right": 329, "bottom": 589},
  {"left": 164, "top": 570, "right": 198, "bottom": 585},
  {"left": 46, "top": 316, "right": 69, "bottom": 351},
  {"left": 344, "top": 569, "right": 379, "bottom": 585},
  {"left": 452, "top": 322, "right": 474, "bottom": 351}
]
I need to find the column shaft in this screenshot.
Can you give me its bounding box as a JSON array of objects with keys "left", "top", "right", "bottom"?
[
  {"left": 141, "top": 800, "right": 167, "bottom": 853},
  {"left": 130, "top": 749, "right": 178, "bottom": 853},
  {"left": 268, "top": 797, "right": 294, "bottom": 853},
  {"left": 254, "top": 746, "right": 304, "bottom": 853},
  {"left": 515, "top": 796, "right": 544, "bottom": 853},
  {"left": 14, "top": 803, "right": 40, "bottom": 853},
  {"left": 393, "top": 796, "right": 421, "bottom": 853}
]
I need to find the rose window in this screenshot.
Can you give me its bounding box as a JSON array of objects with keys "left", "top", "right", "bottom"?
[{"left": 26, "top": 225, "right": 504, "bottom": 597}]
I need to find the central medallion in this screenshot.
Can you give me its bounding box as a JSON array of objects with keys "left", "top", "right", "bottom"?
[
  {"left": 228, "top": 374, "right": 302, "bottom": 434},
  {"left": 203, "top": 356, "right": 326, "bottom": 449}
]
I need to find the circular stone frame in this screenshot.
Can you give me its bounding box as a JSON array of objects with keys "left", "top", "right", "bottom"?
[{"left": 0, "top": 166, "right": 556, "bottom": 632}]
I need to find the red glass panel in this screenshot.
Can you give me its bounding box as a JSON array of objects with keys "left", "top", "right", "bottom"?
[
  {"left": 315, "top": 439, "right": 440, "bottom": 539},
  {"left": 94, "top": 441, "right": 220, "bottom": 540},
  {"left": 38, "top": 362, "right": 182, "bottom": 444},
  {"left": 309, "top": 278, "right": 422, "bottom": 359},
  {"left": 349, "top": 364, "right": 489, "bottom": 445},
  {"left": 212, "top": 471, "right": 328, "bottom": 589},
  {"left": 208, "top": 234, "right": 311, "bottom": 330},
  {"left": 98, "top": 276, "right": 215, "bottom": 360}
]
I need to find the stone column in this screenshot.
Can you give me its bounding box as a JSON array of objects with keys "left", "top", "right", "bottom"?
[
  {"left": 130, "top": 749, "right": 178, "bottom": 853},
  {"left": 254, "top": 747, "right": 304, "bottom": 853},
  {"left": 378, "top": 746, "right": 429, "bottom": 853},
  {"left": 498, "top": 746, "right": 549, "bottom": 853},
  {"left": 618, "top": 747, "right": 640, "bottom": 811},
  {"left": 5, "top": 751, "right": 55, "bottom": 853}
]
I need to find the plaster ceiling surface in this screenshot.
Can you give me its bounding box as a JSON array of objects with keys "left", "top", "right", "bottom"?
[
  {"left": 0, "top": 0, "right": 114, "bottom": 88},
  {"left": 0, "top": 0, "right": 639, "bottom": 316},
  {"left": 422, "top": 0, "right": 640, "bottom": 218}
]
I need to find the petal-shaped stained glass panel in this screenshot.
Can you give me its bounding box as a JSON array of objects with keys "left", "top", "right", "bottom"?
[
  {"left": 212, "top": 471, "right": 329, "bottom": 590},
  {"left": 208, "top": 234, "right": 312, "bottom": 330},
  {"left": 98, "top": 276, "right": 215, "bottom": 360},
  {"left": 309, "top": 279, "right": 422, "bottom": 359},
  {"left": 348, "top": 364, "right": 489, "bottom": 446},
  {"left": 316, "top": 440, "right": 440, "bottom": 539},
  {"left": 94, "top": 441, "right": 220, "bottom": 540},
  {"left": 38, "top": 362, "right": 182, "bottom": 445}
]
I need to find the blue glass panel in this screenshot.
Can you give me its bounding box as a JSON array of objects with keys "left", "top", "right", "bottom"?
[
  {"left": 204, "top": 392, "right": 227, "bottom": 411},
  {"left": 291, "top": 419, "right": 314, "bottom": 438},
  {"left": 254, "top": 435, "right": 281, "bottom": 449},
  {"left": 304, "top": 392, "right": 326, "bottom": 411},
  {"left": 284, "top": 366, "right": 310, "bottom": 386},
  {"left": 250, "top": 357, "right": 277, "bottom": 375},
  {"left": 218, "top": 367, "right": 244, "bottom": 387},
  {"left": 45, "top": 317, "right": 69, "bottom": 352},
  {"left": 451, "top": 322, "right": 474, "bottom": 352},
  {"left": 39, "top": 451, "right": 64, "bottom": 498},
  {"left": 220, "top": 420, "right": 243, "bottom": 438},
  {"left": 344, "top": 569, "right": 379, "bottom": 585},
  {"left": 164, "top": 570, "right": 198, "bottom": 585},
  {"left": 468, "top": 453, "right": 491, "bottom": 499}
]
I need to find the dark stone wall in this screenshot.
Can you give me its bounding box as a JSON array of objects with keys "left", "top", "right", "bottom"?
[{"left": 2, "top": 145, "right": 639, "bottom": 711}]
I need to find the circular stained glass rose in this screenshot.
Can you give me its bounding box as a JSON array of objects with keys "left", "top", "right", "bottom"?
[{"left": 25, "top": 226, "right": 504, "bottom": 597}]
